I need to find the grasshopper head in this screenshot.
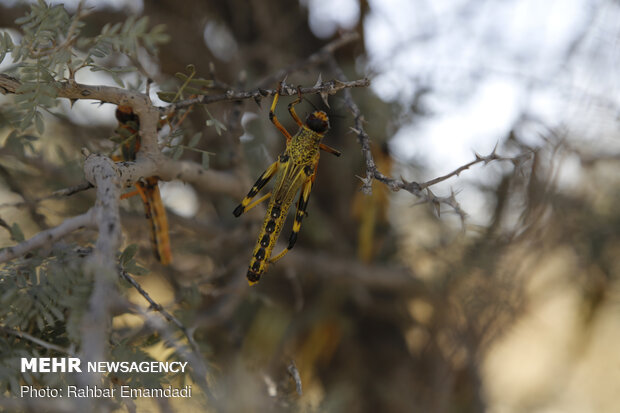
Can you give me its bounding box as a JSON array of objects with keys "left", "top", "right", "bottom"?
[{"left": 306, "top": 111, "right": 330, "bottom": 134}]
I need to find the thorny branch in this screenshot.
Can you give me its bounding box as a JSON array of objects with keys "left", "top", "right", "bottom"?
[
  {"left": 120, "top": 269, "right": 216, "bottom": 403},
  {"left": 120, "top": 269, "right": 200, "bottom": 354},
  {"left": 159, "top": 78, "right": 370, "bottom": 114},
  {"left": 327, "top": 56, "right": 533, "bottom": 220}
]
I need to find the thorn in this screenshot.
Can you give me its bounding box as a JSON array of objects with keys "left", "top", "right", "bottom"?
[
  {"left": 253, "top": 96, "right": 262, "bottom": 108},
  {"left": 320, "top": 91, "right": 330, "bottom": 108},
  {"left": 313, "top": 73, "right": 323, "bottom": 88},
  {"left": 279, "top": 75, "right": 288, "bottom": 92},
  {"left": 426, "top": 188, "right": 441, "bottom": 217},
  {"left": 491, "top": 141, "right": 499, "bottom": 156}
]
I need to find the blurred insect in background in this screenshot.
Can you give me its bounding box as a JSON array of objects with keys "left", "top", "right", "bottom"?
[
  {"left": 233, "top": 81, "right": 341, "bottom": 285},
  {"left": 114, "top": 105, "right": 172, "bottom": 265}
]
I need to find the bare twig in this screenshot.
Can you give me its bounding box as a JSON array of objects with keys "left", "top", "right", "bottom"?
[
  {"left": 0, "top": 181, "right": 93, "bottom": 210},
  {"left": 287, "top": 361, "right": 303, "bottom": 396},
  {"left": 0, "top": 208, "right": 96, "bottom": 263},
  {"left": 120, "top": 269, "right": 200, "bottom": 355},
  {"left": 128, "top": 303, "right": 217, "bottom": 405}
]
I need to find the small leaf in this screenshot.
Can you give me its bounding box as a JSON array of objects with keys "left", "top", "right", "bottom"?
[
  {"left": 175, "top": 72, "right": 188, "bottom": 81},
  {"left": 188, "top": 78, "right": 214, "bottom": 87},
  {"left": 156, "top": 91, "right": 177, "bottom": 103},
  {"left": 10, "top": 223, "right": 24, "bottom": 243},
  {"left": 188, "top": 132, "right": 201, "bottom": 148},
  {"left": 172, "top": 145, "right": 184, "bottom": 160},
  {"left": 125, "top": 262, "right": 149, "bottom": 276},
  {"left": 120, "top": 244, "right": 138, "bottom": 265},
  {"left": 34, "top": 111, "right": 44, "bottom": 134}
]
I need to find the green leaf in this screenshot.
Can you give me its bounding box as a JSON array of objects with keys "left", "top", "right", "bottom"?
[
  {"left": 188, "top": 132, "right": 201, "bottom": 148},
  {"left": 10, "top": 223, "right": 24, "bottom": 243},
  {"left": 202, "top": 152, "right": 210, "bottom": 170},
  {"left": 175, "top": 72, "right": 189, "bottom": 81},
  {"left": 124, "top": 262, "right": 149, "bottom": 276},
  {"left": 34, "top": 111, "right": 44, "bottom": 134},
  {"left": 172, "top": 145, "right": 184, "bottom": 160},
  {"left": 188, "top": 78, "right": 214, "bottom": 87},
  {"left": 156, "top": 92, "right": 177, "bottom": 103},
  {"left": 120, "top": 244, "right": 138, "bottom": 266}
]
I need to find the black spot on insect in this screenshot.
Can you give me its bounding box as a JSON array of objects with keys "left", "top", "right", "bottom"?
[
  {"left": 306, "top": 111, "right": 329, "bottom": 134},
  {"left": 247, "top": 270, "right": 261, "bottom": 283},
  {"left": 271, "top": 206, "right": 281, "bottom": 218},
  {"left": 251, "top": 261, "right": 261, "bottom": 272},
  {"left": 279, "top": 154, "right": 289, "bottom": 162},
  {"left": 304, "top": 165, "right": 313, "bottom": 176},
  {"left": 260, "top": 234, "right": 270, "bottom": 247},
  {"left": 255, "top": 248, "right": 266, "bottom": 261},
  {"left": 266, "top": 220, "right": 276, "bottom": 233}
]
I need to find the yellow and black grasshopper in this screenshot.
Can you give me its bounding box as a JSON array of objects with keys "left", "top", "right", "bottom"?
[{"left": 233, "top": 82, "right": 341, "bottom": 284}]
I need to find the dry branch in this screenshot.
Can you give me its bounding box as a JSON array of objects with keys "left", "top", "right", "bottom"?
[
  {"left": 326, "top": 56, "right": 532, "bottom": 219},
  {"left": 0, "top": 208, "right": 96, "bottom": 263},
  {"left": 160, "top": 78, "right": 369, "bottom": 113}
]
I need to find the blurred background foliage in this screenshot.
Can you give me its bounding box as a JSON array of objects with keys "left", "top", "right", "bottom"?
[{"left": 1, "top": 0, "right": 620, "bottom": 412}]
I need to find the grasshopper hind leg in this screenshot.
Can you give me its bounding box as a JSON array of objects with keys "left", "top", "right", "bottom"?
[
  {"left": 233, "top": 161, "right": 279, "bottom": 216},
  {"left": 269, "top": 178, "right": 312, "bottom": 265}
]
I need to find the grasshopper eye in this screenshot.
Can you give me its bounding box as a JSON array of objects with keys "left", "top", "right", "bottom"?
[{"left": 306, "top": 111, "right": 329, "bottom": 134}]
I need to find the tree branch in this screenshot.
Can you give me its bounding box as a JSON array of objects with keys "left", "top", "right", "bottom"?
[
  {"left": 1, "top": 325, "right": 73, "bottom": 355},
  {"left": 0, "top": 208, "right": 96, "bottom": 263},
  {"left": 79, "top": 153, "right": 123, "bottom": 389},
  {"left": 120, "top": 269, "right": 200, "bottom": 355},
  {"left": 327, "top": 56, "right": 532, "bottom": 220},
  {"left": 160, "top": 78, "right": 370, "bottom": 114},
  {"left": 0, "top": 181, "right": 93, "bottom": 210}
]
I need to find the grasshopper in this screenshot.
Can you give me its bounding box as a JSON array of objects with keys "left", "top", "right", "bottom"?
[
  {"left": 233, "top": 82, "right": 341, "bottom": 284},
  {"left": 115, "top": 105, "right": 172, "bottom": 265}
]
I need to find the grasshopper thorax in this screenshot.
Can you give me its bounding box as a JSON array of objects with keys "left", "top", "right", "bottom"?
[{"left": 306, "top": 111, "right": 330, "bottom": 134}]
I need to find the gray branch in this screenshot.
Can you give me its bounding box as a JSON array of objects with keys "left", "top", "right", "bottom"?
[{"left": 0, "top": 209, "right": 96, "bottom": 263}]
